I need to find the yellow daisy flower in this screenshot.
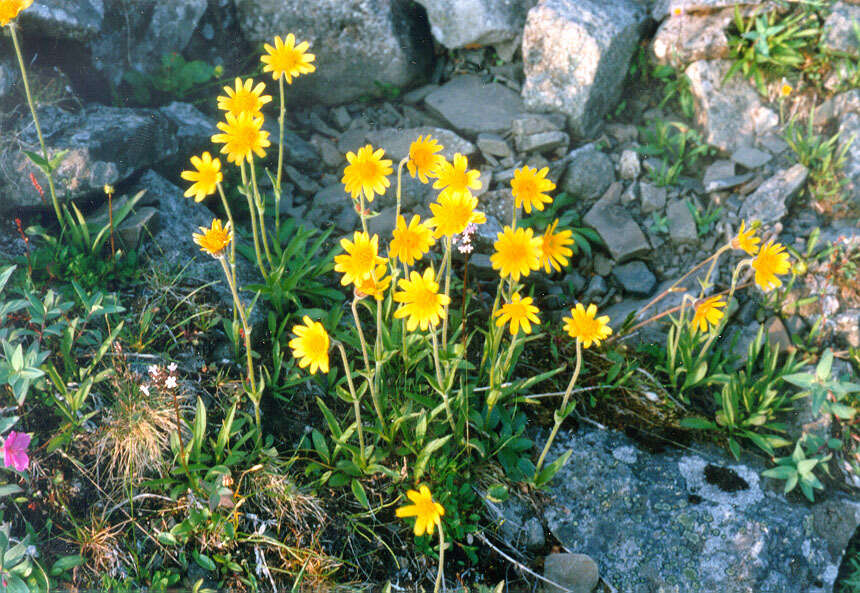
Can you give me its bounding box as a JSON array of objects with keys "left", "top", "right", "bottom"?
[
  {"left": 180, "top": 152, "right": 223, "bottom": 202},
  {"left": 433, "top": 153, "right": 482, "bottom": 200},
  {"left": 0, "top": 0, "right": 32, "bottom": 26},
  {"left": 393, "top": 267, "right": 450, "bottom": 332},
  {"left": 354, "top": 264, "right": 391, "bottom": 301},
  {"left": 407, "top": 135, "right": 446, "bottom": 183},
  {"left": 211, "top": 112, "right": 271, "bottom": 165},
  {"left": 217, "top": 77, "right": 272, "bottom": 119},
  {"left": 390, "top": 214, "right": 435, "bottom": 266},
  {"left": 490, "top": 226, "right": 542, "bottom": 282},
  {"left": 395, "top": 484, "right": 445, "bottom": 537},
  {"left": 192, "top": 219, "right": 232, "bottom": 258},
  {"left": 428, "top": 193, "right": 487, "bottom": 238},
  {"left": 261, "top": 34, "right": 316, "bottom": 83},
  {"left": 691, "top": 295, "right": 726, "bottom": 333},
  {"left": 539, "top": 219, "right": 574, "bottom": 273},
  {"left": 780, "top": 82, "right": 793, "bottom": 97},
  {"left": 288, "top": 316, "right": 330, "bottom": 375},
  {"left": 334, "top": 231, "right": 386, "bottom": 287},
  {"left": 563, "top": 303, "right": 612, "bottom": 348},
  {"left": 731, "top": 220, "right": 760, "bottom": 255},
  {"left": 511, "top": 166, "right": 555, "bottom": 214},
  {"left": 752, "top": 241, "right": 791, "bottom": 291},
  {"left": 342, "top": 144, "right": 393, "bottom": 203},
  {"left": 494, "top": 292, "right": 540, "bottom": 335}
]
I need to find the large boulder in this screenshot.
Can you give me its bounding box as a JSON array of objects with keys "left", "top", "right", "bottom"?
[
  {"left": 0, "top": 103, "right": 212, "bottom": 210},
  {"left": 651, "top": 0, "right": 765, "bottom": 20},
  {"left": 423, "top": 75, "right": 525, "bottom": 137},
  {"left": 543, "top": 428, "right": 856, "bottom": 593},
  {"left": 821, "top": 1, "right": 860, "bottom": 58},
  {"left": 414, "top": 0, "right": 537, "bottom": 49},
  {"left": 234, "top": 0, "right": 432, "bottom": 105},
  {"left": 651, "top": 8, "right": 735, "bottom": 67},
  {"left": 738, "top": 164, "right": 809, "bottom": 225},
  {"left": 685, "top": 59, "right": 778, "bottom": 153},
  {"left": 87, "top": 0, "right": 208, "bottom": 86},
  {"left": 521, "top": 0, "right": 647, "bottom": 138},
  {"left": 19, "top": 0, "right": 104, "bottom": 41}
]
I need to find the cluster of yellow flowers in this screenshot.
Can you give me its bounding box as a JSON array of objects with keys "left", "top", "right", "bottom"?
[{"left": 0, "top": 0, "right": 31, "bottom": 27}]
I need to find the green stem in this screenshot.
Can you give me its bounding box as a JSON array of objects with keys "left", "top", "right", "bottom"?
[
  {"left": 240, "top": 163, "right": 268, "bottom": 280},
  {"left": 442, "top": 237, "right": 453, "bottom": 351},
  {"left": 275, "top": 74, "right": 285, "bottom": 236},
  {"left": 395, "top": 157, "right": 407, "bottom": 224},
  {"left": 430, "top": 330, "right": 455, "bottom": 430},
  {"left": 434, "top": 523, "right": 445, "bottom": 593},
  {"left": 359, "top": 194, "right": 368, "bottom": 234},
  {"left": 9, "top": 24, "right": 62, "bottom": 227},
  {"left": 534, "top": 339, "right": 582, "bottom": 477},
  {"left": 335, "top": 340, "right": 365, "bottom": 464},
  {"left": 219, "top": 256, "right": 255, "bottom": 396},
  {"left": 217, "top": 183, "right": 238, "bottom": 310},
  {"left": 248, "top": 156, "right": 274, "bottom": 267}
]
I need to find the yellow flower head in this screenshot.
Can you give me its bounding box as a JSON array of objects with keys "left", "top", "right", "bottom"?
[
  {"left": 691, "top": 295, "right": 726, "bottom": 333},
  {"left": 334, "top": 231, "right": 386, "bottom": 287},
  {"left": 261, "top": 34, "right": 316, "bottom": 83},
  {"left": 288, "top": 316, "right": 330, "bottom": 375},
  {"left": 407, "top": 135, "right": 446, "bottom": 183},
  {"left": 354, "top": 265, "right": 391, "bottom": 301},
  {"left": 211, "top": 112, "right": 271, "bottom": 165},
  {"left": 181, "top": 152, "right": 223, "bottom": 202},
  {"left": 395, "top": 484, "right": 445, "bottom": 537},
  {"left": 342, "top": 144, "right": 393, "bottom": 203},
  {"left": 192, "top": 219, "right": 232, "bottom": 258},
  {"left": 780, "top": 82, "right": 793, "bottom": 97},
  {"left": 103, "top": 185, "right": 115, "bottom": 196},
  {"left": 433, "top": 153, "right": 482, "bottom": 201},
  {"left": 563, "top": 303, "right": 612, "bottom": 348},
  {"left": 390, "top": 214, "right": 435, "bottom": 266},
  {"left": 731, "top": 220, "right": 760, "bottom": 255},
  {"left": 491, "top": 225, "right": 542, "bottom": 282},
  {"left": 671, "top": 6, "right": 683, "bottom": 16},
  {"left": 494, "top": 292, "right": 540, "bottom": 335},
  {"left": 752, "top": 240, "right": 791, "bottom": 291},
  {"left": 0, "top": 0, "right": 32, "bottom": 26},
  {"left": 539, "top": 219, "right": 574, "bottom": 273},
  {"left": 428, "top": 192, "right": 486, "bottom": 238},
  {"left": 393, "top": 267, "right": 451, "bottom": 332},
  {"left": 217, "top": 77, "right": 272, "bottom": 119},
  {"left": 511, "top": 166, "right": 555, "bottom": 214}
]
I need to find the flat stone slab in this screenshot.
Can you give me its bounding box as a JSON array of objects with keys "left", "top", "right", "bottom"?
[
  {"left": 738, "top": 163, "right": 809, "bottom": 225},
  {"left": 423, "top": 75, "right": 525, "bottom": 137},
  {"left": 667, "top": 199, "right": 698, "bottom": 245},
  {"left": 731, "top": 146, "right": 772, "bottom": 170},
  {"left": 364, "top": 126, "right": 477, "bottom": 161},
  {"left": 543, "top": 428, "right": 857, "bottom": 593},
  {"left": 583, "top": 189, "right": 650, "bottom": 262}
]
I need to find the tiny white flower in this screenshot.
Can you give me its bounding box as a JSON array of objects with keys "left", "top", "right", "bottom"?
[
  {"left": 167, "top": 362, "right": 178, "bottom": 373},
  {"left": 140, "top": 385, "right": 150, "bottom": 396},
  {"left": 165, "top": 376, "right": 178, "bottom": 389},
  {"left": 147, "top": 365, "right": 159, "bottom": 376}
]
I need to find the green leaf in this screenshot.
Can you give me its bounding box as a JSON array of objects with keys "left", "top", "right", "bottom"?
[
  {"left": 192, "top": 397, "right": 206, "bottom": 461},
  {"left": 796, "top": 458, "right": 818, "bottom": 476},
  {"left": 194, "top": 552, "right": 216, "bottom": 572},
  {"left": 535, "top": 449, "right": 572, "bottom": 487},
  {"left": 815, "top": 349, "right": 833, "bottom": 381},
  {"left": 49, "top": 554, "right": 85, "bottom": 576},
  {"left": 2, "top": 573, "right": 28, "bottom": 593},
  {"left": 350, "top": 479, "right": 370, "bottom": 510},
  {"left": 679, "top": 417, "right": 717, "bottom": 430},
  {"left": 157, "top": 532, "right": 178, "bottom": 546},
  {"left": 0, "top": 484, "right": 23, "bottom": 498},
  {"left": 762, "top": 465, "right": 795, "bottom": 480}
]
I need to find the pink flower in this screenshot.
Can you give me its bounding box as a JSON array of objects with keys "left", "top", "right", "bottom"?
[{"left": 3, "top": 431, "right": 31, "bottom": 472}]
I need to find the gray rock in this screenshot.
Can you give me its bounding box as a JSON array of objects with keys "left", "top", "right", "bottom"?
[
  {"left": 593, "top": 254, "right": 613, "bottom": 277},
  {"left": 21, "top": 0, "right": 104, "bottom": 41},
  {"left": 311, "top": 135, "right": 344, "bottom": 168},
  {"left": 159, "top": 101, "right": 216, "bottom": 159},
  {"left": 621, "top": 181, "right": 638, "bottom": 205},
  {"left": 480, "top": 189, "right": 514, "bottom": 227},
  {"left": 415, "top": 0, "right": 537, "bottom": 49},
  {"left": 0, "top": 105, "right": 178, "bottom": 209},
  {"left": 583, "top": 275, "right": 607, "bottom": 300},
  {"left": 731, "top": 146, "right": 772, "bottom": 170},
  {"left": 564, "top": 271, "right": 587, "bottom": 294},
  {"left": 338, "top": 129, "right": 369, "bottom": 155},
  {"left": 612, "top": 261, "right": 657, "bottom": 296},
  {"left": 235, "top": 0, "right": 431, "bottom": 105},
  {"left": 89, "top": 0, "right": 207, "bottom": 85},
  {"left": 89, "top": 194, "right": 158, "bottom": 249},
  {"left": 285, "top": 165, "right": 320, "bottom": 195},
  {"left": 705, "top": 173, "right": 754, "bottom": 193},
  {"left": 618, "top": 149, "right": 641, "bottom": 181},
  {"left": 738, "top": 164, "right": 809, "bottom": 225},
  {"left": 839, "top": 112, "right": 860, "bottom": 206},
  {"left": 364, "top": 126, "right": 477, "bottom": 161},
  {"left": 524, "top": 517, "right": 546, "bottom": 551},
  {"left": 685, "top": 60, "right": 778, "bottom": 153},
  {"left": 831, "top": 309, "right": 860, "bottom": 348},
  {"left": 703, "top": 160, "right": 735, "bottom": 187},
  {"left": 0, "top": 53, "right": 18, "bottom": 103},
  {"left": 477, "top": 133, "right": 512, "bottom": 159},
  {"left": 813, "top": 499, "right": 860, "bottom": 560},
  {"left": 561, "top": 145, "right": 615, "bottom": 201},
  {"left": 651, "top": 0, "right": 765, "bottom": 20},
  {"left": 544, "top": 428, "right": 847, "bottom": 593},
  {"left": 666, "top": 199, "right": 698, "bottom": 245},
  {"left": 511, "top": 112, "right": 566, "bottom": 142},
  {"left": 367, "top": 205, "right": 397, "bottom": 237},
  {"left": 764, "top": 316, "right": 792, "bottom": 352},
  {"left": 639, "top": 181, "right": 666, "bottom": 214},
  {"left": 517, "top": 130, "right": 570, "bottom": 153},
  {"left": 812, "top": 89, "right": 860, "bottom": 126},
  {"left": 584, "top": 188, "right": 650, "bottom": 262},
  {"left": 651, "top": 8, "right": 735, "bottom": 68},
  {"left": 522, "top": 0, "right": 647, "bottom": 138},
  {"left": 424, "top": 75, "right": 525, "bottom": 137},
  {"left": 821, "top": 2, "right": 860, "bottom": 58},
  {"left": 543, "top": 553, "right": 599, "bottom": 593}
]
